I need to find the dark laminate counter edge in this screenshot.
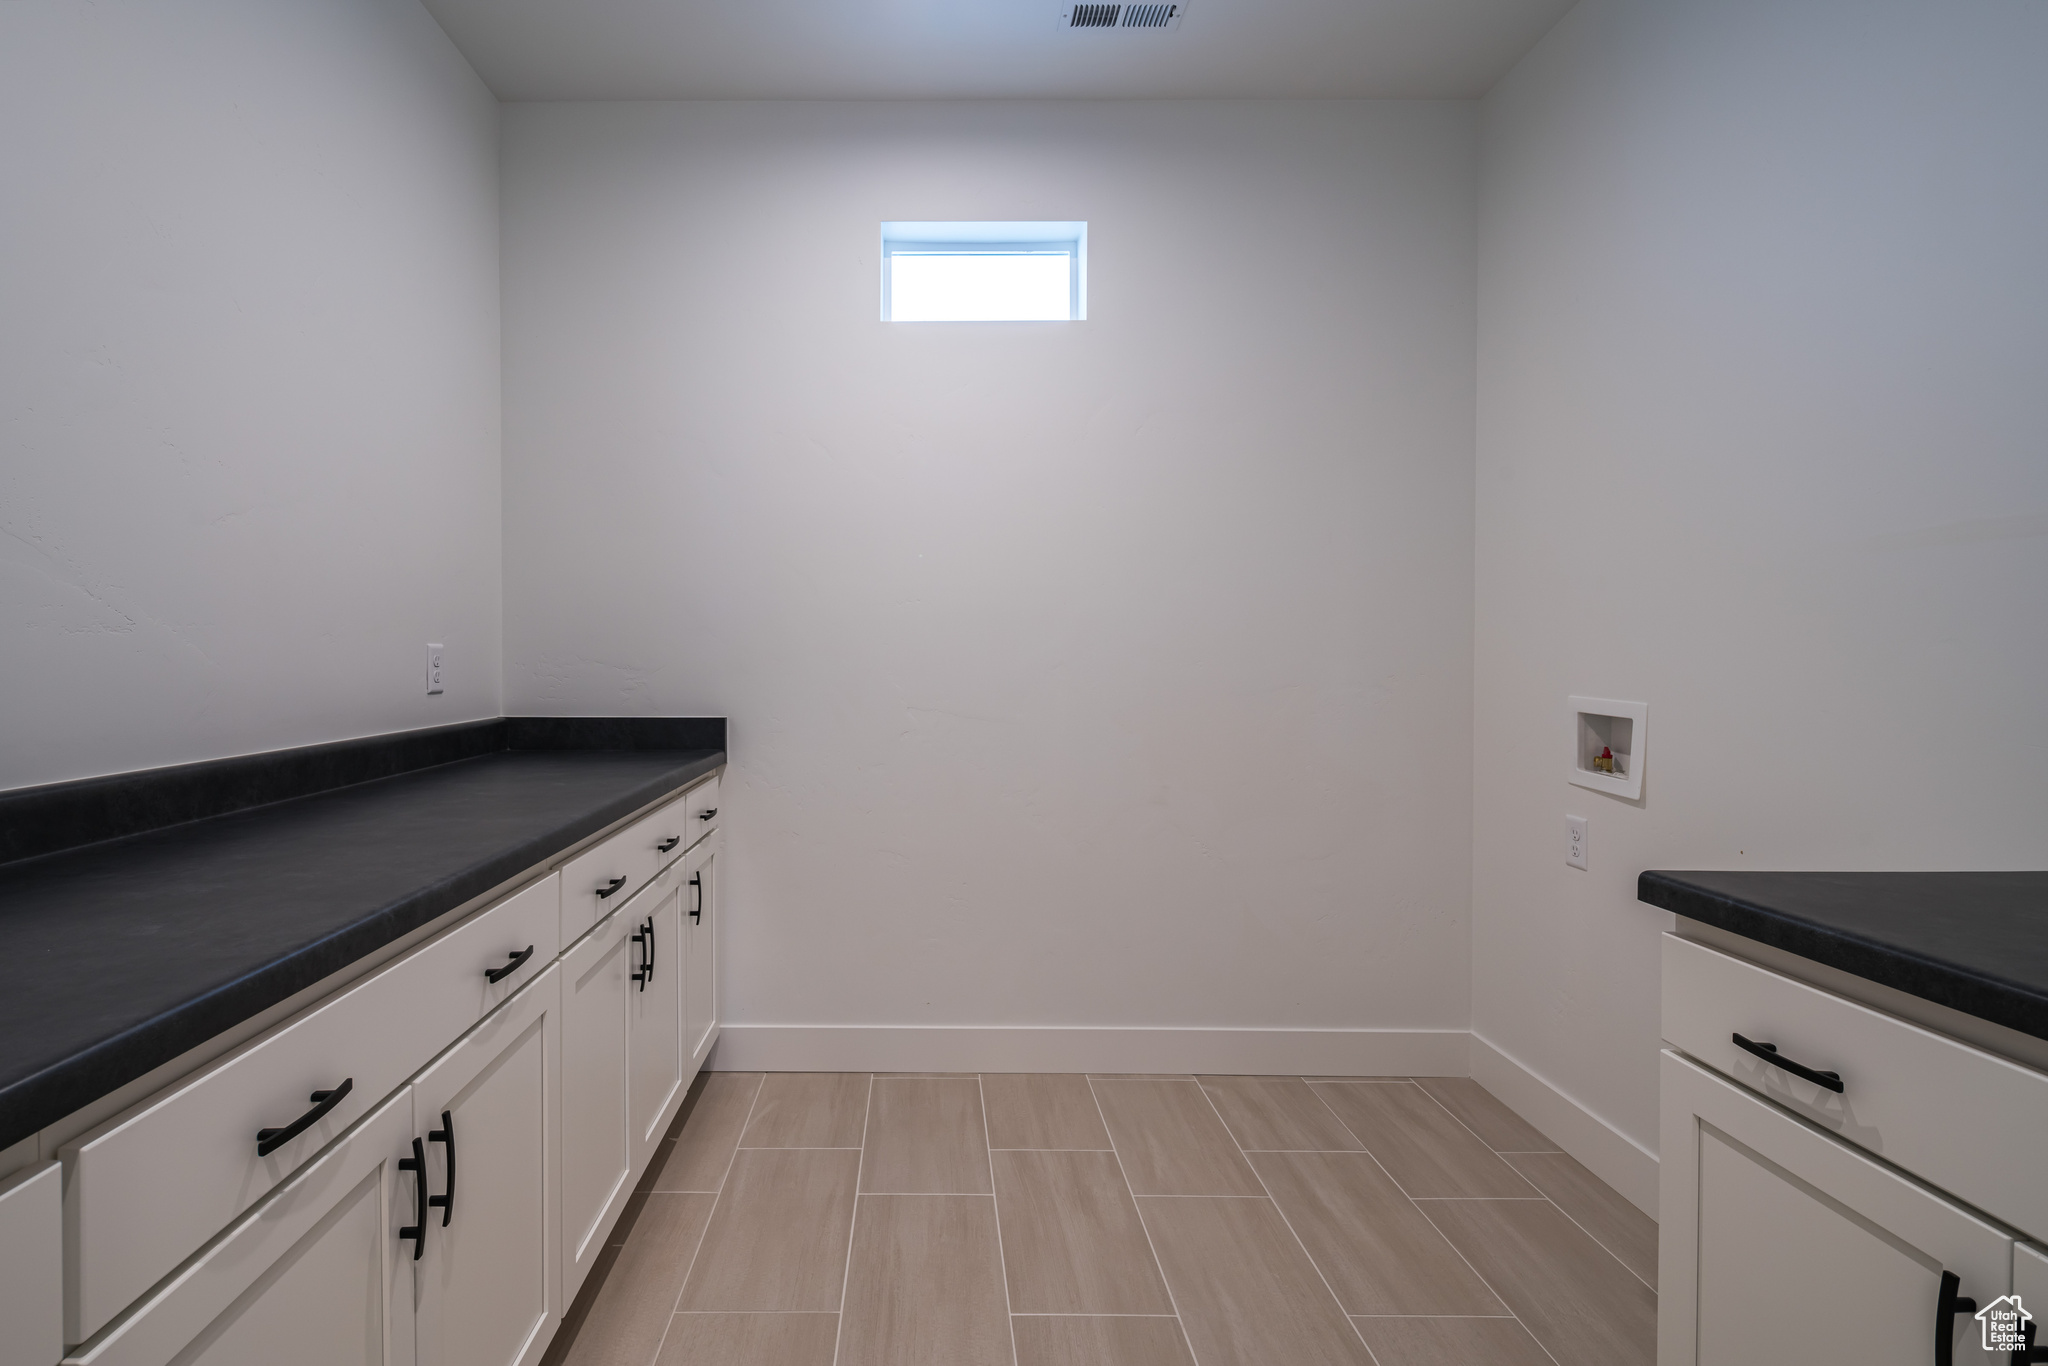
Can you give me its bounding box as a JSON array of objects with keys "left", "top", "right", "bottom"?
[
  {"left": 0, "top": 716, "right": 727, "bottom": 867},
  {"left": 1638, "top": 871, "right": 2048, "bottom": 1044}
]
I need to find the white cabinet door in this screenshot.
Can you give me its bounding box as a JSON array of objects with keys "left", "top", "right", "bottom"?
[
  {"left": 412, "top": 967, "right": 560, "bottom": 1366},
  {"left": 626, "top": 866, "right": 685, "bottom": 1173},
  {"left": 2011, "top": 1245, "right": 2048, "bottom": 1357},
  {"left": 558, "top": 911, "right": 630, "bottom": 1303},
  {"left": 0, "top": 1162, "right": 60, "bottom": 1366},
  {"left": 681, "top": 830, "right": 722, "bottom": 1067},
  {"left": 1659, "top": 1049, "right": 2010, "bottom": 1366},
  {"left": 72, "top": 1091, "right": 416, "bottom": 1366}
]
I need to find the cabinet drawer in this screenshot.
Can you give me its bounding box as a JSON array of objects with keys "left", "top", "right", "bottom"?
[
  {"left": 68, "top": 1089, "right": 415, "bottom": 1366},
  {"left": 63, "top": 873, "right": 561, "bottom": 1344},
  {"left": 1663, "top": 933, "right": 2048, "bottom": 1242},
  {"left": 560, "top": 796, "right": 690, "bottom": 943},
  {"left": 683, "top": 774, "right": 720, "bottom": 847},
  {"left": 1, "top": 1163, "right": 61, "bottom": 1366}
]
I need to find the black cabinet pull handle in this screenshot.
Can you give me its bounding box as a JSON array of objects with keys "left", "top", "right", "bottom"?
[
  {"left": 596, "top": 875, "right": 628, "bottom": 900},
  {"left": 698, "top": 807, "right": 717, "bottom": 821},
  {"left": 256, "top": 1077, "right": 353, "bottom": 1156},
  {"left": 646, "top": 916, "right": 655, "bottom": 977},
  {"left": 398, "top": 1136, "right": 427, "bottom": 1260},
  {"left": 1731, "top": 1033, "right": 1843, "bottom": 1093},
  {"left": 657, "top": 836, "right": 680, "bottom": 853},
  {"left": 1936, "top": 1269, "right": 1978, "bottom": 1366},
  {"left": 427, "top": 1110, "right": 455, "bottom": 1227},
  {"left": 631, "top": 921, "right": 650, "bottom": 991},
  {"left": 485, "top": 945, "right": 535, "bottom": 984},
  {"left": 2012, "top": 1319, "right": 2048, "bottom": 1364},
  {"left": 689, "top": 872, "right": 703, "bottom": 923}
]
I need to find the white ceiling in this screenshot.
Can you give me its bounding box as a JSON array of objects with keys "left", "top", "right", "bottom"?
[{"left": 420, "top": 0, "right": 1578, "bottom": 102}]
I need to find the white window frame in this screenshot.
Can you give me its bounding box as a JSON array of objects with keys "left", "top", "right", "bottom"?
[{"left": 879, "top": 221, "right": 1088, "bottom": 322}]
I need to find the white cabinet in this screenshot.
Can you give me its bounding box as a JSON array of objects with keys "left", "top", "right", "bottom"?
[
  {"left": 1, "top": 1163, "right": 61, "bottom": 1366},
  {"left": 37, "top": 767, "right": 720, "bottom": 1366},
  {"left": 557, "top": 910, "right": 631, "bottom": 1302},
  {"left": 682, "top": 775, "right": 720, "bottom": 846},
  {"left": 560, "top": 793, "right": 694, "bottom": 945},
  {"left": 681, "top": 830, "right": 721, "bottom": 1066},
  {"left": 1664, "top": 934, "right": 2048, "bottom": 1243},
  {"left": 2016, "top": 1244, "right": 2048, "bottom": 1356},
  {"left": 626, "top": 865, "right": 685, "bottom": 1173},
  {"left": 71, "top": 1091, "right": 417, "bottom": 1366},
  {"left": 1660, "top": 1048, "right": 2010, "bottom": 1365},
  {"left": 62, "top": 874, "right": 560, "bottom": 1346},
  {"left": 412, "top": 967, "right": 560, "bottom": 1366}
]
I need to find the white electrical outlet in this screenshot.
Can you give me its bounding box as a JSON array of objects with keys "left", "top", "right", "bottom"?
[
  {"left": 1566, "top": 814, "right": 1588, "bottom": 870},
  {"left": 427, "top": 643, "right": 444, "bottom": 695}
]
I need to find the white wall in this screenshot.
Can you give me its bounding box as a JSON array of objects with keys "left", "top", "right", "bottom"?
[
  {"left": 502, "top": 100, "right": 1479, "bottom": 1066},
  {"left": 0, "top": 0, "right": 502, "bottom": 791},
  {"left": 1474, "top": 0, "right": 2048, "bottom": 1210}
]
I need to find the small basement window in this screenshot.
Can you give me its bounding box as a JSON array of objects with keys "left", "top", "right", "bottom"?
[{"left": 881, "top": 221, "right": 1086, "bottom": 322}]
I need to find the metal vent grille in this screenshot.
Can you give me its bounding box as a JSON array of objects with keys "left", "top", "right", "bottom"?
[{"left": 1061, "top": 2, "right": 1183, "bottom": 30}]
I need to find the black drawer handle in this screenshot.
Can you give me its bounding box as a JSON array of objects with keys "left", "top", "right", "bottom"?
[
  {"left": 1936, "top": 1270, "right": 1978, "bottom": 1366},
  {"left": 256, "top": 1077, "right": 353, "bottom": 1156},
  {"left": 698, "top": 808, "right": 717, "bottom": 821},
  {"left": 690, "top": 871, "right": 703, "bottom": 923},
  {"left": 596, "top": 875, "right": 628, "bottom": 899},
  {"left": 632, "top": 917, "right": 655, "bottom": 989},
  {"left": 1732, "top": 1033, "right": 1843, "bottom": 1093},
  {"left": 485, "top": 945, "right": 535, "bottom": 984},
  {"left": 2013, "top": 1319, "right": 2048, "bottom": 1363},
  {"left": 398, "top": 1136, "right": 427, "bottom": 1260},
  {"left": 657, "top": 836, "right": 680, "bottom": 853},
  {"left": 427, "top": 1110, "right": 455, "bottom": 1227}
]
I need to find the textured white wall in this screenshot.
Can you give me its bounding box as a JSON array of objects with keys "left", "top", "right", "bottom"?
[
  {"left": 0, "top": 0, "right": 502, "bottom": 790},
  {"left": 1474, "top": 0, "right": 2048, "bottom": 1204},
  {"left": 502, "top": 100, "right": 1478, "bottom": 1044}
]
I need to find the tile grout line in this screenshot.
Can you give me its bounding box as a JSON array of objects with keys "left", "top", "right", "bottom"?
[
  {"left": 1085, "top": 1075, "right": 1207, "bottom": 1366},
  {"left": 1300, "top": 1078, "right": 1568, "bottom": 1366},
  {"left": 1405, "top": 1081, "right": 1546, "bottom": 1193},
  {"left": 977, "top": 1077, "right": 1024, "bottom": 1366},
  {"left": 1409, "top": 1080, "right": 1657, "bottom": 1297},
  {"left": 1488, "top": 1146, "right": 1657, "bottom": 1295},
  {"left": 828, "top": 1074, "right": 875, "bottom": 1366},
  {"left": 1193, "top": 1079, "right": 1383, "bottom": 1366},
  {"left": 644, "top": 1071, "right": 768, "bottom": 1366}
]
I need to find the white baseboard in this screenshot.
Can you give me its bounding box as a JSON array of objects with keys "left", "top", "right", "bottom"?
[
  {"left": 1469, "top": 1032, "right": 1659, "bottom": 1219},
  {"left": 708, "top": 1026, "right": 1468, "bottom": 1078}
]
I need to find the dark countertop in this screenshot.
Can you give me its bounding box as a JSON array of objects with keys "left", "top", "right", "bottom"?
[
  {"left": 0, "top": 724, "right": 723, "bottom": 1151},
  {"left": 1639, "top": 870, "right": 2048, "bottom": 1042}
]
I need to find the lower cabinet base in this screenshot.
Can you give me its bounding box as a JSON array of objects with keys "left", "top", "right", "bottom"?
[{"left": 1659, "top": 1049, "right": 2012, "bottom": 1366}]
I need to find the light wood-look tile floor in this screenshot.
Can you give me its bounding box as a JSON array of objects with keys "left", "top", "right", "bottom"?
[{"left": 542, "top": 1072, "right": 1656, "bottom": 1366}]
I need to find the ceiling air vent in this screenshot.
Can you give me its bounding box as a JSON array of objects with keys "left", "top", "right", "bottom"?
[{"left": 1060, "top": 3, "right": 1185, "bottom": 31}]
